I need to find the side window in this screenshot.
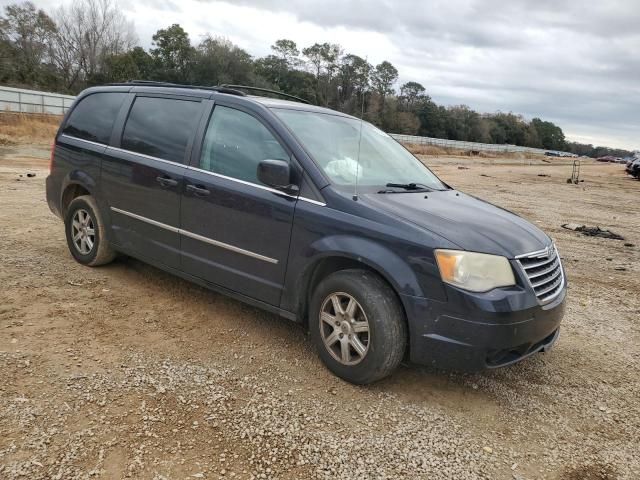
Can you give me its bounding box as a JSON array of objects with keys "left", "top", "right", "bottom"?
[
  {"left": 199, "top": 106, "right": 289, "bottom": 184},
  {"left": 63, "top": 92, "right": 126, "bottom": 144},
  {"left": 122, "top": 97, "right": 202, "bottom": 163}
]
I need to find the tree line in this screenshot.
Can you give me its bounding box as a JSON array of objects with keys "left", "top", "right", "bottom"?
[{"left": 1, "top": 0, "right": 632, "bottom": 158}]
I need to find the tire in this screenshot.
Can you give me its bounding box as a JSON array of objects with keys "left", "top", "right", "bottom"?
[
  {"left": 64, "top": 195, "right": 116, "bottom": 267},
  {"left": 309, "top": 269, "right": 407, "bottom": 384}
]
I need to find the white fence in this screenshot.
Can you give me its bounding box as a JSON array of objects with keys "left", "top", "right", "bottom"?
[
  {"left": 0, "top": 85, "right": 576, "bottom": 157},
  {"left": 390, "top": 133, "right": 576, "bottom": 157},
  {"left": 0, "top": 86, "right": 75, "bottom": 115}
]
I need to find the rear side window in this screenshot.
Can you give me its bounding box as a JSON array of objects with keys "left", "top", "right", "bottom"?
[
  {"left": 63, "top": 93, "right": 126, "bottom": 144},
  {"left": 199, "top": 105, "right": 289, "bottom": 184},
  {"left": 121, "top": 97, "right": 202, "bottom": 163}
]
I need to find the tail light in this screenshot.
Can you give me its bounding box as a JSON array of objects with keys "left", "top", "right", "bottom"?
[{"left": 49, "top": 141, "right": 56, "bottom": 174}]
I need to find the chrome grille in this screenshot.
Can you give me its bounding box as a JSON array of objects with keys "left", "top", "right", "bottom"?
[{"left": 517, "top": 245, "right": 564, "bottom": 303}]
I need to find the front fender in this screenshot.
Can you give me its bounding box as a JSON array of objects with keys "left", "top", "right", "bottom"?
[
  {"left": 305, "top": 234, "right": 424, "bottom": 298},
  {"left": 280, "top": 229, "right": 448, "bottom": 328}
]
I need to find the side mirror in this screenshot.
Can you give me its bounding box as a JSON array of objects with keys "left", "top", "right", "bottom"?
[{"left": 257, "top": 159, "right": 298, "bottom": 193}]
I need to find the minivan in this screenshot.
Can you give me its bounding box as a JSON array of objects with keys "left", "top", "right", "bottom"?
[{"left": 46, "top": 82, "right": 567, "bottom": 384}]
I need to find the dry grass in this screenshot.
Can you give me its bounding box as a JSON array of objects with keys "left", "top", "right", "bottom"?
[
  {"left": 403, "top": 142, "right": 545, "bottom": 160},
  {"left": 0, "top": 113, "right": 61, "bottom": 146},
  {"left": 404, "top": 143, "right": 452, "bottom": 156}
]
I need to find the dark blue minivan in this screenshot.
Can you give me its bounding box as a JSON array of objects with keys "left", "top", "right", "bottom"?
[{"left": 46, "top": 82, "right": 566, "bottom": 384}]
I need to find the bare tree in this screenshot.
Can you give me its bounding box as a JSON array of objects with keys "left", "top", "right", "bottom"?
[{"left": 51, "top": 0, "right": 137, "bottom": 90}]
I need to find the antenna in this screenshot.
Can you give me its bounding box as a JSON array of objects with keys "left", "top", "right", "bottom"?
[{"left": 353, "top": 80, "right": 366, "bottom": 201}]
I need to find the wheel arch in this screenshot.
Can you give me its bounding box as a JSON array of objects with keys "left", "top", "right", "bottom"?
[
  {"left": 59, "top": 169, "right": 100, "bottom": 215},
  {"left": 60, "top": 182, "right": 91, "bottom": 216},
  {"left": 295, "top": 238, "right": 421, "bottom": 332}
]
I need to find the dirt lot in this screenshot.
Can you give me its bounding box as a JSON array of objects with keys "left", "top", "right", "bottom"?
[{"left": 1, "top": 146, "right": 639, "bottom": 480}]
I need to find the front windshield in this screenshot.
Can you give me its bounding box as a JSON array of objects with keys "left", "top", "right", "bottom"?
[{"left": 273, "top": 108, "right": 446, "bottom": 190}]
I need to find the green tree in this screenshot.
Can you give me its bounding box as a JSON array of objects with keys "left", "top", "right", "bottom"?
[
  {"left": 193, "top": 35, "right": 254, "bottom": 86},
  {"left": 531, "top": 118, "right": 566, "bottom": 150},
  {"left": 254, "top": 53, "right": 315, "bottom": 101},
  {"left": 302, "top": 42, "right": 341, "bottom": 105},
  {"left": 302, "top": 42, "right": 328, "bottom": 104},
  {"left": 128, "top": 46, "right": 154, "bottom": 79},
  {"left": 371, "top": 61, "right": 398, "bottom": 128},
  {"left": 386, "top": 99, "right": 420, "bottom": 134},
  {"left": 254, "top": 54, "right": 285, "bottom": 85},
  {"left": 0, "top": 15, "right": 13, "bottom": 83},
  {"left": 95, "top": 46, "right": 153, "bottom": 83},
  {"left": 150, "top": 24, "right": 194, "bottom": 83},
  {"left": 485, "top": 112, "right": 528, "bottom": 145},
  {"left": 337, "top": 54, "right": 371, "bottom": 113},
  {"left": 1, "top": 2, "right": 56, "bottom": 86},
  {"left": 272, "top": 39, "right": 299, "bottom": 69},
  {"left": 524, "top": 123, "right": 542, "bottom": 148},
  {"left": 415, "top": 97, "right": 448, "bottom": 138},
  {"left": 265, "top": 39, "right": 299, "bottom": 87},
  {"left": 371, "top": 61, "right": 398, "bottom": 98},
  {"left": 399, "top": 81, "right": 425, "bottom": 110},
  {"left": 444, "top": 105, "right": 489, "bottom": 142}
]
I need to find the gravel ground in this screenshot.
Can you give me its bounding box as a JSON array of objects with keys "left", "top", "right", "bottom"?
[{"left": 1, "top": 148, "right": 639, "bottom": 479}]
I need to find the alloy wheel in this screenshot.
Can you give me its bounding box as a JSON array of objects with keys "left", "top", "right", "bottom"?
[
  {"left": 319, "top": 292, "right": 370, "bottom": 365},
  {"left": 71, "top": 209, "right": 95, "bottom": 255}
]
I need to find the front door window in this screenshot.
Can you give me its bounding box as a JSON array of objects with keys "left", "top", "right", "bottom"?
[{"left": 199, "top": 105, "right": 289, "bottom": 185}]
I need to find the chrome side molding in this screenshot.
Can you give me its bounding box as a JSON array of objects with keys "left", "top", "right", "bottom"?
[{"left": 110, "top": 207, "right": 279, "bottom": 264}]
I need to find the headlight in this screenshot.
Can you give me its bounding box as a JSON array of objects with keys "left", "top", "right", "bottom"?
[{"left": 434, "top": 249, "right": 515, "bottom": 292}]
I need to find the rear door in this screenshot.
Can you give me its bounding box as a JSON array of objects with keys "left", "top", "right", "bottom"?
[
  {"left": 180, "top": 101, "right": 298, "bottom": 305},
  {"left": 55, "top": 92, "right": 128, "bottom": 214},
  {"left": 101, "top": 94, "right": 204, "bottom": 269}
]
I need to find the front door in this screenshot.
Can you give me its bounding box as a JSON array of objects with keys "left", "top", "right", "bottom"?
[
  {"left": 180, "top": 102, "right": 298, "bottom": 306},
  {"left": 101, "top": 94, "right": 204, "bottom": 269}
]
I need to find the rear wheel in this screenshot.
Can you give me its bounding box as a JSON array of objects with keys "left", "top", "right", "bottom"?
[
  {"left": 64, "top": 195, "right": 116, "bottom": 266},
  {"left": 309, "top": 269, "right": 407, "bottom": 384}
]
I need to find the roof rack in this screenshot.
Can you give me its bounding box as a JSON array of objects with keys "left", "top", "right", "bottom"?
[
  {"left": 220, "top": 85, "right": 311, "bottom": 104},
  {"left": 111, "top": 80, "right": 247, "bottom": 96}
]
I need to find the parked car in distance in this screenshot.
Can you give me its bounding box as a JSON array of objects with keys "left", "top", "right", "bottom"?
[
  {"left": 626, "top": 158, "right": 640, "bottom": 176},
  {"left": 46, "top": 82, "right": 567, "bottom": 384}
]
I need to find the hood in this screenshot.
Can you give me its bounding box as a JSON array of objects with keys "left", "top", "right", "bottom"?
[{"left": 362, "top": 189, "right": 550, "bottom": 258}]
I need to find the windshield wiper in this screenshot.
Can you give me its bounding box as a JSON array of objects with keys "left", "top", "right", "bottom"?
[{"left": 383, "top": 182, "right": 433, "bottom": 192}]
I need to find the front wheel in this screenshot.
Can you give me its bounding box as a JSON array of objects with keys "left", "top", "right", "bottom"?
[{"left": 309, "top": 269, "right": 407, "bottom": 384}]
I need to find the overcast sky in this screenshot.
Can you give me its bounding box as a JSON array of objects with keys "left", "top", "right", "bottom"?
[{"left": 11, "top": 0, "right": 640, "bottom": 150}]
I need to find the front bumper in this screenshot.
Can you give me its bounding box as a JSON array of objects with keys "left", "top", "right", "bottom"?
[{"left": 402, "top": 283, "right": 566, "bottom": 371}]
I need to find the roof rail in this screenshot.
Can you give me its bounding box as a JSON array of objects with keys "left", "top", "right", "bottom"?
[
  {"left": 220, "top": 85, "right": 311, "bottom": 104},
  {"left": 106, "top": 81, "right": 312, "bottom": 104},
  {"left": 110, "top": 80, "right": 247, "bottom": 97}
]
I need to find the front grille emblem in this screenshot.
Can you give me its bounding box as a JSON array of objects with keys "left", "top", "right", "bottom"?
[
  {"left": 517, "top": 244, "right": 564, "bottom": 303},
  {"left": 532, "top": 246, "right": 550, "bottom": 258}
]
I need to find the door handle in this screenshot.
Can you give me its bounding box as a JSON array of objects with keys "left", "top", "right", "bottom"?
[
  {"left": 156, "top": 175, "right": 179, "bottom": 187},
  {"left": 186, "top": 184, "right": 210, "bottom": 196}
]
